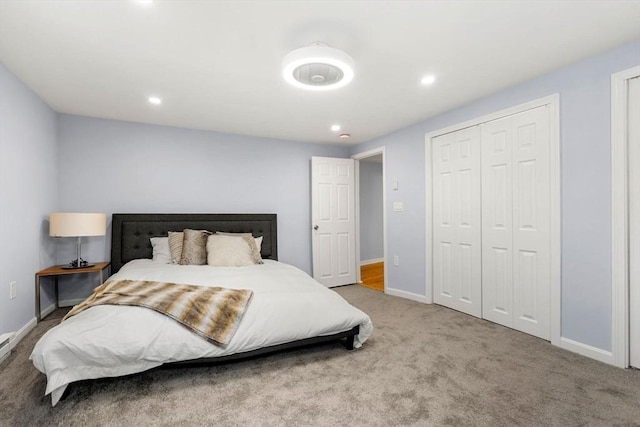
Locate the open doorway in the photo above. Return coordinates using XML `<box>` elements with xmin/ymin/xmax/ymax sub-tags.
<box><xmin>353</xmin><ymin>148</ymin><xmax>386</xmax><ymax>292</ymax></box>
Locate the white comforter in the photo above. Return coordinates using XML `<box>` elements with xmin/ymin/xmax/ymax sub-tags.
<box><xmin>30</xmin><ymin>259</ymin><xmax>373</xmax><ymax>406</ymax></box>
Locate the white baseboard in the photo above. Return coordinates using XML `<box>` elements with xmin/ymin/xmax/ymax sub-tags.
<box><xmin>385</xmin><ymin>287</ymin><xmax>430</xmax><ymax>304</ymax></box>
<box><xmin>10</xmin><ymin>318</ymin><xmax>36</xmax><ymax>350</ymax></box>
<box><xmin>41</xmin><ymin>298</ymin><xmax>84</xmax><ymax>317</ymax></box>
<box><xmin>41</xmin><ymin>303</ymin><xmax>57</xmax><ymax>319</ymax></box>
<box><xmin>58</xmin><ymin>298</ymin><xmax>85</xmax><ymax>307</ymax></box>
<box><xmin>40</xmin><ymin>298</ymin><xmax>84</xmax><ymax>321</ymax></box>
<box><xmin>360</xmin><ymin>258</ymin><xmax>384</xmax><ymax>266</ymax></box>
<box><xmin>559</xmin><ymin>337</ymin><xmax>615</xmax><ymax>366</ymax></box>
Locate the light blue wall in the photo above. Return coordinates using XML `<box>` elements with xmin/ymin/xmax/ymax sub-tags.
<box><xmin>359</xmin><ymin>162</ymin><xmax>383</xmax><ymax>262</ymax></box>
<box><xmin>350</xmin><ymin>40</ymin><xmax>640</xmax><ymax>352</ymax></box>
<box><xmin>55</xmin><ymin>115</ymin><xmax>349</xmax><ymax>301</ymax></box>
<box><xmin>2</xmin><ymin>39</ymin><xmax>639</xmax><ymax>355</ymax></box>
<box><xmin>0</xmin><ymin>63</ymin><xmax>57</xmax><ymax>335</ymax></box>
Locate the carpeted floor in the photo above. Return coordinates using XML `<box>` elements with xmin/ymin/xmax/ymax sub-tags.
<box><xmin>1</xmin><ymin>285</ymin><xmax>639</xmax><ymax>426</ymax></box>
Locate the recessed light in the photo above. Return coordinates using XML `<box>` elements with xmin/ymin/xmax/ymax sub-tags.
<box><xmin>331</xmin><ymin>124</ymin><xmax>341</xmax><ymax>132</ymax></box>
<box><xmin>339</xmin><ymin>133</ymin><xmax>350</xmax><ymax>139</ymax></box>
<box><xmin>421</xmin><ymin>74</ymin><xmax>436</xmax><ymax>86</ymax></box>
<box><xmin>134</xmin><ymin>0</ymin><xmax>154</xmax><ymax>5</ymax></box>
<box><xmin>148</xmin><ymin>96</ymin><xmax>162</xmax><ymax>105</ymax></box>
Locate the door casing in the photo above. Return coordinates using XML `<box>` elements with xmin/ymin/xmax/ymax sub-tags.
<box><xmin>611</xmin><ymin>66</ymin><xmax>640</xmax><ymax>368</ymax></box>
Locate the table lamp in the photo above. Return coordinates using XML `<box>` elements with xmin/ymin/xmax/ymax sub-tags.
<box><xmin>50</xmin><ymin>212</ymin><xmax>107</xmax><ymax>269</ymax></box>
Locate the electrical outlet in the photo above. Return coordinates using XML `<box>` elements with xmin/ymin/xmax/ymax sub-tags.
<box><xmin>393</xmin><ymin>255</ymin><xmax>399</xmax><ymax>266</ymax></box>
<box><xmin>9</xmin><ymin>282</ymin><xmax>16</xmax><ymax>299</ymax></box>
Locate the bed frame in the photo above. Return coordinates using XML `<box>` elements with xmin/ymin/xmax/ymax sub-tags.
<box><xmin>110</xmin><ymin>213</ymin><xmax>359</xmax><ymax>361</ymax></box>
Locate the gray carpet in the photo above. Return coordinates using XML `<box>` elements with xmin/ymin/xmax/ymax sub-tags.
<box><xmin>1</xmin><ymin>285</ymin><xmax>639</xmax><ymax>426</ymax></box>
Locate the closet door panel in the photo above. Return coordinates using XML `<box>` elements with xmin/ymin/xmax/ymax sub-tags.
<box><xmin>433</xmin><ymin>133</ymin><xmax>456</xmax><ymax>305</ymax></box>
<box><xmin>481</xmin><ymin>117</ymin><xmax>514</xmax><ymax>327</ymax></box>
<box><xmin>512</xmin><ymin>107</ymin><xmax>550</xmax><ymax>339</ymax></box>
<box><xmin>432</xmin><ymin>127</ymin><xmax>482</xmax><ymax>317</ymax></box>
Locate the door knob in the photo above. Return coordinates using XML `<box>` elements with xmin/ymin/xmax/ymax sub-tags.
<box><xmin>313</xmin><ymin>225</ymin><xmax>319</xmax><ymax>230</ymax></box>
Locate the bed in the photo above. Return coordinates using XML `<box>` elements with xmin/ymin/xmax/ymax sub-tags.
<box><xmin>31</xmin><ymin>213</ymin><xmax>373</xmax><ymax>406</ymax></box>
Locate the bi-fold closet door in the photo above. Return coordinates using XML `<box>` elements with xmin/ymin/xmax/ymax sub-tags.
<box><xmin>432</xmin><ymin>106</ymin><xmax>550</xmax><ymax>340</ymax></box>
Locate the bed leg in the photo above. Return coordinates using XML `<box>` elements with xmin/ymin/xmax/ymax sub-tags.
<box><xmin>345</xmin><ymin>334</ymin><xmax>355</xmax><ymax>350</ymax></box>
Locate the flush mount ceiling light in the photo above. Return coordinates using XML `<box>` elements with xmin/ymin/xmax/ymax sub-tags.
<box><xmin>283</xmin><ymin>43</ymin><xmax>354</xmax><ymax>91</ymax></box>
<box><xmin>148</xmin><ymin>96</ymin><xmax>162</xmax><ymax>105</ymax></box>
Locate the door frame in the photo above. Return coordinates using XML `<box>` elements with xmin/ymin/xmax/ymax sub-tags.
<box><xmin>611</xmin><ymin>65</ymin><xmax>640</xmax><ymax>368</ymax></box>
<box><xmin>425</xmin><ymin>94</ymin><xmax>561</xmax><ymax>346</ymax></box>
<box><xmin>352</xmin><ymin>146</ymin><xmax>387</xmax><ymax>292</ymax></box>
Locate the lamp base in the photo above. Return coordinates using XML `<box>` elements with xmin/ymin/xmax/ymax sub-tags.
<box><xmin>61</xmin><ymin>258</ymin><xmax>94</xmax><ymax>269</ymax></box>
<box><xmin>61</xmin><ymin>264</ymin><xmax>95</xmax><ymax>270</ymax></box>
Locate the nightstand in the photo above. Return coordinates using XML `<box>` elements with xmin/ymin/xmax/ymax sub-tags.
<box><xmin>35</xmin><ymin>262</ymin><xmax>110</xmax><ymax>322</ymax></box>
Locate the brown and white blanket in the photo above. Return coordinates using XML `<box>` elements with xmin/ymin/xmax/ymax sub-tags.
<box><xmin>63</xmin><ymin>280</ymin><xmax>253</xmax><ymax>345</ymax></box>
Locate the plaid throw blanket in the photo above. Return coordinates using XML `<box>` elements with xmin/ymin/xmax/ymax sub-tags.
<box><xmin>63</xmin><ymin>280</ymin><xmax>253</xmax><ymax>345</ymax></box>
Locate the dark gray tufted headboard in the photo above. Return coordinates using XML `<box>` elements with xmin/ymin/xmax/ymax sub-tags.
<box><xmin>111</xmin><ymin>213</ymin><xmax>277</xmax><ymax>274</ymax></box>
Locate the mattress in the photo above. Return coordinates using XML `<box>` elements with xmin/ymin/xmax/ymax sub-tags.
<box><xmin>30</xmin><ymin>259</ymin><xmax>373</xmax><ymax>405</ymax></box>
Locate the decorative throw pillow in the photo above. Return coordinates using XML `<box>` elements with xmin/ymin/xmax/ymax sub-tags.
<box><xmin>207</xmin><ymin>234</ymin><xmax>263</xmax><ymax>267</ymax></box>
<box><xmin>150</xmin><ymin>237</ymin><xmax>172</xmax><ymax>264</ymax></box>
<box><xmin>179</xmin><ymin>229</ymin><xmax>211</xmax><ymax>265</ymax></box>
<box><xmin>168</xmin><ymin>231</ymin><xmax>183</xmax><ymax>264</ymax></box>
<box><xmin>215</xmin><ymin>232</ymin><xmax>263</xmax><ymax>262</ymax></box>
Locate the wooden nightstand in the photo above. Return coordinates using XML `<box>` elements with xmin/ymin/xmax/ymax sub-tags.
<box><xmin>35</xmin><ymin>262</ymin><xmax>110</xmax><ymax>322</ymax></box>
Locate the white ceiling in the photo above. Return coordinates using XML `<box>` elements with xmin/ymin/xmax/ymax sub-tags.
<box><xmin>1</xmin><ymin>1</ymin><xmax>639</xmax><ymax>145</ymax></box>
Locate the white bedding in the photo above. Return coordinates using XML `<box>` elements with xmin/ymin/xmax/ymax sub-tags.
<box><xmin>30</xmin><ymin>259</ymin><xmax>373</xmax><ymax>406</ymax></box>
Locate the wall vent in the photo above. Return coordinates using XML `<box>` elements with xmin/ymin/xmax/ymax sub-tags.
<box><xmin>0</xmin><ymin>333</ymin><xmax>12</xmax><ymax>364</ymax></box>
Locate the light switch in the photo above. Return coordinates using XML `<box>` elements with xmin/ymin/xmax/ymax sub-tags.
<box><xmin>393</xmin><ymin>202</ymin><xmax>404</xmax><ymax>212</ymax></box>
<box><xmin>393</xmin><ymin>179</ymin><xmax>399</xmax><ymax>190</ymax></box>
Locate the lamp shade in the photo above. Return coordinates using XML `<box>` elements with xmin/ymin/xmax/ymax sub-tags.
<box><xmin>49</xmin><ymin>213</ymin><xmax>107</xmax><ymax>237</ymax></box>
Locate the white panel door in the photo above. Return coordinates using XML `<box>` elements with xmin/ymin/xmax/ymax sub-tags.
<box><xmin>432</xmin><ymin>127</ymin><xmax>482</xmax><ymax>317</ymax></box>
<box><xmin>511</xmin><ymin>107</ymin><xmax>550</xmax><ymax>339</ymax></box>
<box><xmin>481</xmin><ymin>117</ymin><xmax>514</xmax><ymax>326</ymax></box>
<box><xmin>481</xmin><ymin>106</ymin><xmax>551</xmax><ymax>340</ymax></box>
<box><xmin>311</xmin><ymin>157</ymin><xmax>356</xmax><ymax>287</ymax></box>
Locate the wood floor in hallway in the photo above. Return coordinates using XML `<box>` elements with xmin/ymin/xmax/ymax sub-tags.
<box><xmin>360</xmin><ymin>261</ymin><xmax>384</xmax><ymax>292</ymax></box>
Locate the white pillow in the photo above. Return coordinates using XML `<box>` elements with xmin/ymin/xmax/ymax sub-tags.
<box><xmin>207</xmin><ymin>234</ymin><xmax>263</xmax><ymax>267</ymax></box>
<box><xmin>216</xmin><ymin>232</ymin><xmax>263</xmax><ymax>260</ymax></box>
<box><xmin>150</xmin><ymin>237</ymin><xmax>172</xmax><ymax>264</ymax></box>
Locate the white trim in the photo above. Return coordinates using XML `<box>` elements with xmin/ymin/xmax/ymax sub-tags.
<box><xmin>559</xmin><ymin>337</ymin><xmax>615</xmax><ymax>366</ymax></box>
<box><xmin>385</xmin><ymin>287</ymin><xmax>430</xmax><ymax>304</ymax></box>
<box><xmin>360</xmin><ymin>258</ymin><xmax>384</xmax><ymax>266</ymax></box>
<box><xmin>9</xmin><ymin>318</ymin><xmax>36</xmax><ymax>350</ymax></box>
<box><xmin>41</xmin><ymin>302</ymin><xmax>57</xmax><ymax>319</ymax></box>
<box><xmin>424</xmin><ymin>130</ymin><xmax>434</xmax><ymax>304</ymax></box>
<box><xmin>425</xmin><ymin>94</ymin><xmax>561</xmax><ymax>344</ymax></box>
<box><xmin>611</xmin><ymin>65</ymin><xmax>640</xmax><ymax>368</ymax></box>
<box><xmin>352</xmin><ymin>146</ymin><xmax>387</xmax><ymax>293</ymax></box>
<box><xmin>58</xmin><ymin>297</ymin><xmax>85</xmax><ymax>307</ymax></box>
<box><xmin>548</xmin><ymin>95</ymin><xmax>561</xmax><ymax>347</ymax></box>
<box><xmin>353</xmin><ymin>159</ymin><xmax>362</xmax><ymax>284</ymax></box>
